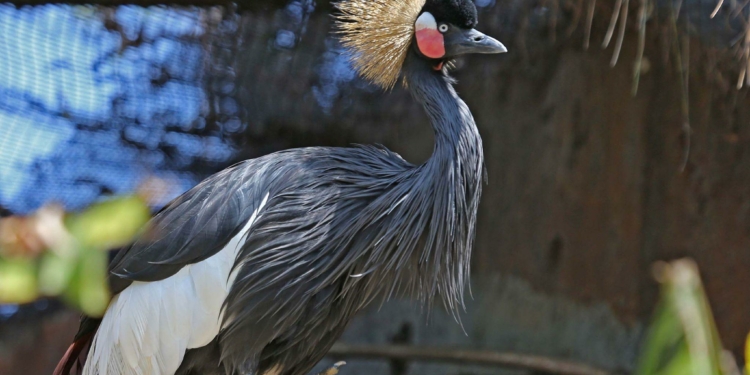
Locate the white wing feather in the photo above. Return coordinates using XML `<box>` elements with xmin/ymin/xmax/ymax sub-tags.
<box><xmin>83</xmin><ymin>193</ymin><xmax>269</xmax><ymax>375</ymax></box>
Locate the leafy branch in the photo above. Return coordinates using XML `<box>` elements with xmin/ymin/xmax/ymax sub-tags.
<box><xmin>0</xmin><ymin>185</ymin><xmax>156</xmax><ymax>316</ymax></box>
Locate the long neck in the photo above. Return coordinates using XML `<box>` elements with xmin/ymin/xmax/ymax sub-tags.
<box><xmin>398</xmin><ymin>52</ymin><xmax>485</xmax><ymax>314</ymax></box>
<box><xmin>403</xmin><ymin>52</ymin><xmax>484</xmax><ymax>184</ymax></box>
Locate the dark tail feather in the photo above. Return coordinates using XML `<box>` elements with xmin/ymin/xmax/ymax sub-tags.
<box><xmin>53</xmin><ymin>331</ymin><xmax>94</xmax><ymax>375</ymax></box>
<box><xmin>53</xmin><ymin>325</ymin><xmax>97</xmax><ymax>375</ymax></box>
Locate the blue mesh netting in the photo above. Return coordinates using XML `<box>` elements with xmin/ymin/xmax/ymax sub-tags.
<box><xmin>0</xmin><ymin>5</ymin><xmax>239</xmax><ymax>214</ymax></box>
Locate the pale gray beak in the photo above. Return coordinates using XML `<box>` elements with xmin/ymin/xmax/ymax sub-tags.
<box><xmin>444</xmin><ymin>28</ymin><xmax>507</xmax><ymax>56</ymax></box>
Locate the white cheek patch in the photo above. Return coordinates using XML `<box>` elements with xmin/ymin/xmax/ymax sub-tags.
<box><xmin>415</xmin><ymin>12</ymin><xmax>437</xmax><ymax>32</ymax></box>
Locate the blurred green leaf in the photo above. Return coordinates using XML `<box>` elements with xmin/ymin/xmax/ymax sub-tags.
<box><xmin>0</xmin><ymin>194</ymin><xmax>151</xmax><ymax>316</ymax></box>
<box><xmin>38</xmin><ymin>252</ymin><xmax>76</xmax><ymax>296</ymax></box>
<box><xmin>635</xmin><ymin>259</ymin><xmax>728</xmax><ymax>375</ymax></box>
<box><xmin>0</xmin><ymin>258</ymin><xmax>38</xmax><ymax>303</ymax></box>
<box><xmin>61</xmin><ymin>248</ymin><xmax>110</xmax><ymax>317</ymax></box>
<box><xmin>65</xmin><ymin>195</ymin><xmax>151</xmax><ymax>250</ymax></box>
<box><xmin>76</xmin><ymin>247</ymin><xmax>109</xmax><ymax>316</ymax></box>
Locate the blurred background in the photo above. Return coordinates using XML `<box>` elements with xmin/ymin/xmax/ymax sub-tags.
<box><xmin>0</xmin><ymin>0</ymin><xmax>749</xmax><ymax>374</ymax></box>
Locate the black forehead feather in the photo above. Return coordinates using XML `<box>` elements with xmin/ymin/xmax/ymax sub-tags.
<box><xmin>423</xmin><ymin>0</ymin><xmax>478</xmax><ymax>28</ymax></box>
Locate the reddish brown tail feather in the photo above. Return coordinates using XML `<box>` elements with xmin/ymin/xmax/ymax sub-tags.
<box><xmin>52</xmin><ymin>331</ymin><xmax>95</xmax><ymax>375</ymax></box>
<box><xmin>55</xmin><ymin>249</ymin><xmax>125</xmax><ymax>374</ymax></box>
<box><xmin>55</xmin><ymin>249</ymin><xmax>123</xmax><ymax>375</ymax></box>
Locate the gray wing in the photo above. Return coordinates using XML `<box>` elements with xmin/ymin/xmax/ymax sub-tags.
<box><xmin>109</xmin><ymin>159</ymin><xmax>271</xmax><ymax>283</ymax></box>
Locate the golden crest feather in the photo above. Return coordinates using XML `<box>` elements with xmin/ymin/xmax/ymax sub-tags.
<box><xmin>334</xmin><ymin>0</ymin><xmax>427</xmax><ymax>90</ymax></box>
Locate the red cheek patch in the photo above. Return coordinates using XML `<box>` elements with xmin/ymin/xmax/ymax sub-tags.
<box><xmin>415</xmin><ymin>12</ymin><xmax>445</xmax><ymax>59</ymax></box>
<box><xmin>416</xmin><ymin>29</ymin><xmax>445</xmax><ymax>59</ymax></box>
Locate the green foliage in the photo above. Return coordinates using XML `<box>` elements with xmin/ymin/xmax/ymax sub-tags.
<box><xmin>635</xmin><ymin>259</ymin><xmax>733</xmax><ymax>375</ymax></box>
<box><xmin>65</xmin><ymin>196</ymin><xmax>151</xmax><ymax>249</ymax></box>
<box><xmin>0</xmin><ymin>195</ymin><xmax>150</xmax><ymax>316</ymax></box>
<box><xmin>0</xmin><ymin>258</ymin><xmax>37</xmax><ymax>304</ymax></box>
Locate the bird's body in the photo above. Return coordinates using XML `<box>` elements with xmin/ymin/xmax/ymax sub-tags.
<box><xmin>55</xmin><ymin>1</ymin><xmax>505</xmax><ymax>374</ymax></box>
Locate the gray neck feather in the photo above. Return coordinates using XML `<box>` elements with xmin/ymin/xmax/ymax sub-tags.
<box><xmin>403</xmin><ymin>53</ymin><xmax>484</xmax><ymax>174</ymax></box>
<box><xmin>379</xmin><ymin>52</ymin><xmax>485</xmax><ymax>317</ymax></box>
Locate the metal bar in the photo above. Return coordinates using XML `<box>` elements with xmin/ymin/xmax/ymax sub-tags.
<box><xmin>327</xmin><ymin>344</ymin><xmax>615</xmax><ymax>375</ymax></box>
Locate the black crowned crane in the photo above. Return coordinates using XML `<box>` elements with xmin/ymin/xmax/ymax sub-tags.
<box><xmin>55</xmin><ymin>0</ymin><xmax>506</xmax><ymax>374</ymax></box>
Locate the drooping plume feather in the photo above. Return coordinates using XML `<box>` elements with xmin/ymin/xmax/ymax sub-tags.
<box><xmin>334</xmin><ymin>0</ymin><xmax>426</xmax><ymax>89</ymax></box>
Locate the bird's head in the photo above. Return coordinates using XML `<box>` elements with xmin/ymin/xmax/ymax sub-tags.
<box><xmin>335</xmin><ymin>0</ymin><xmax>506</xmax><ymax>89</ymax></box>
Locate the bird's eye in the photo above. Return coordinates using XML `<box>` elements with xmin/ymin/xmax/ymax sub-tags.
<box><xmin>438</xmin><ymin>24</ymin><xmax>449</xmax><ymax>33</ymax></box>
